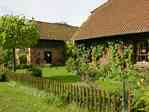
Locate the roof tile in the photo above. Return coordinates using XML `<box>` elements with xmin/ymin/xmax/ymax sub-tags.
<box><xmin>73</xmin><ymin>0</ymin><xmax>149</xmax><ymax>40</ymax></box>
<box><xmin>36</xmin><ymin>21</ymin><xmax>78</xmax><ymax>40</ymax></box>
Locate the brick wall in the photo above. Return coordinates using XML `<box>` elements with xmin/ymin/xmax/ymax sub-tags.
<box><xmin>51</xmin><ymin>48</ymin><xmax>64</xmax><ymax>64</ymax></box>
<box><xmin>28</xmin><ymin>48</ymin><xmax>64</xmax><ymax>65</ymax></box>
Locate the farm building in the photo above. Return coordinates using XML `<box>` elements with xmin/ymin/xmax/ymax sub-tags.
<box><xmin>16</xmin><ymin>21</ymin><xmax>78</xmax><ymax>65</ymax></box>
<box><xmin>73</xmin><ymin>0</ymin><xmax>149</xmax><ymax>65</ymax></box>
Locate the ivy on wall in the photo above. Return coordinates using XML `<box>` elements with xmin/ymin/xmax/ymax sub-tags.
<box><xmin>66</xmin><ymin>39</ymin><xmax>134</xmax><ymax>81</ymax></box>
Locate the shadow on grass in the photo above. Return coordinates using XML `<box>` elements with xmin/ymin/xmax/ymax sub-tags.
<box><xmin>47</xmin><ymin>75</ymin><xmax>80</xmax><ymax>83</ymax></box>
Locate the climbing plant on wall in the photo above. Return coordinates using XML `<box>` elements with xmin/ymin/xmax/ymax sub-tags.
<box><xmin>66</xmin><ymin>39</ymin><xmax>134</xmax><ymax>81</ymax></box>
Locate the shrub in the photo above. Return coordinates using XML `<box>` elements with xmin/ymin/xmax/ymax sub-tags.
<box><xmin>30</xmin><ymin>67</ymin><xmax>42</xmax><ymax>77</ymax></box>
<box><xmin>40</xmin><ymin>64</ymin><xmax>52</xmax><ymax>68</ymax></box>
<box><xmin>0</xmin><ymin>74</ymin><xmax>6</xmax><ymax>81</ymax></box>
<box><xmin>0</xmin><ymin>48</ymin><xmax>4</xmax><ymax>64</ymax></box>
<box><xmin>66</xmin><ymin>58</ymin><xmax>78</xmax><ymax>73</ymax></box>
<box><xmin>19</xmin><ymin>54</ymin><xmax>27</xmax><ymax>64</ymax></box>
<box><xmin>95</xmin><ymin>64</ymin><xmax>112</xmax><ymax>80</ymax></box>
<box><xmin>133</xmin><ymin>88</ymin><xmax>149</xmax><ymax>112</ymax></box>
<box><xmin>0</xmin><ymin>70</ymin><xmax>7</xmax><ymax>82</ymax></box>
<box><xmin>16</xmin><ymin>64</ymin><xmax>32</xmax><ymax>69</ymax></box>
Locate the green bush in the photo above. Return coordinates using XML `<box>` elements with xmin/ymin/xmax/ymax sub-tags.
<box><xmin>133</xmin><ymin>88</ymin><xmax>149</xmax><ymax>112</ymax></box>
<box><xmin>0</xmin><ymin>48</ymin><xmax>4</xmax><ymax>64</ymax></box>
<box><xmin>16</xmin><ymin>64</ymin><xmax>32</xmax><ymax>69</ymax></box>
<box><xmin>66</xmin><ymin>58</ymin><xmax>78</xmax><ymax>73</ymax></box>
<box><xmin>40</xmin><ymin>64</ymin><xmax>52</xmax><ymax>68</ymax></box>
<box><xmin>30</xmin><ymin>67</ymin><xmax>42</xmax><ymax>77</ymax></box>
<box><xmin>95</xmin><ymin>64</ymin><xmax>112</xmax><ymax>80</ymax></box>
<box><xmin>19</xmin><ymin>54</ymin><xmax>27</xmax><ymax>64</ymax></box>
<box><xmin>0</xmin><ymin>70</ymin><xmax>7</xmax><ymax>82</ymax></box>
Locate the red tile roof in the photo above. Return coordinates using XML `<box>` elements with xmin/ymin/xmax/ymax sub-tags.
<box><xmin>73</xmin><ymin>0</ymin><xmax>149</xmax><ymax>40</ymax></box>
<box><xmin>36</xmin><ymin>21</ymin><xmax>78</xmax><ymax>40</ymax></box>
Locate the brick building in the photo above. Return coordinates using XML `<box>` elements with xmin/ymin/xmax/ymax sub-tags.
<box><xmin>73</xmin><ymin>0</ymin><xmax>149</xmax><ymax>64</ymax></box>
<box><xmin>17</xmin><ymin>21</ymin><xmax>78</xmax><ymax>65</ymax></box>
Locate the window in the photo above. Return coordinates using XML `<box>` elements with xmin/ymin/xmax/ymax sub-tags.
<box><xmin>136</xmin><ymin>40</ymin><xmax>149</xmax><ymax>62</ymax></box>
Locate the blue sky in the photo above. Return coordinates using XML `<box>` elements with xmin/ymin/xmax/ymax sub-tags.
<box><xmin>0</xmin><ymin>0</ymin><xmax>107</xmax><ymax>26</ymax></box>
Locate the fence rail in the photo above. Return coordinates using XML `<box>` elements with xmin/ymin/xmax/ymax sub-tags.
<box><xmin>7</xmin><ymin>74</ymin><xmax>132</xmax><ymax>112</ymax></box>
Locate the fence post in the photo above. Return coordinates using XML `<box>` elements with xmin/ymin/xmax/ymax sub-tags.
<box><xmin>128</xmin><ymin>89</ymin><xmax>132</xmax><ymax>112</ymax></box>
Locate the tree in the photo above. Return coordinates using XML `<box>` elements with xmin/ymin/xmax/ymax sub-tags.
<box><xmin>0</xmin><ymin>48</ymin><xmax>12</xmax><ymax>68</ymax></box>
<box><xmin>3</xmin><ymin>49</ymin><xmax>13</xmax><ymax>66</ymax></box>
<box><xmin>0</xmin><ymin>15</ymin><xmax>40</xmax><ymax>71</ymax></box>
<box><xmin>0</xmin><ymin>48</ymin><xmax>4</xmax><ymax>65</ymax></box>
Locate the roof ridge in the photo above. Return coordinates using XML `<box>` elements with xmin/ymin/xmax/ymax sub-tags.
<box><xmin>36</xmin><ymin>20</ymin><xmax>78</xmax><ymax>28</ymax></box>
<box><xmin>49</xmin><ymin>22</ymin><xmax>79</xmax><ymax>28</ymax></box>
<box><xmin>91</xmin><ymin>0</ymin><xmax>112</xmax><ymax>13</ymax></box>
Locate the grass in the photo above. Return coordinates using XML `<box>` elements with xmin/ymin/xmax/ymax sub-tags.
<box><xmin>15</xmin><ymin>69</ymin><xmax>27</xmax><ymax>74</ymax></box>
<box><xmin>0</xmin><ymin>82</ymin><xmax>52</xmax><ymax>112</ymax></box>
<box><xmin>42</xmin><ymin>66</ymin><xmax>80</xmax><ymax>82</ymax></box>
<box><xmin>42</xmin><ymin>66</ymin><xmax>74</xmax><ymax>77</ymax></box>
<box><xmin>16</xmin><ymin>66</ymin><xmax>80</xmax><ymax>83</ymax></box>
<box><xmin>96</xmin><ymin>79</ymin><xmax>122</xmax><ymax>93</ymax></box>
<box><xmin>0</xmin><ymin>82</ymin><xmax>87</xmax><ymax>112</ymax></box>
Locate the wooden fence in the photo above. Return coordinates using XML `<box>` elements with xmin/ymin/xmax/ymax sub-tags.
<box><xmin>6</xmin><ymin>74</ymin><xmax>132</xmax><ymax>112</ymax></box>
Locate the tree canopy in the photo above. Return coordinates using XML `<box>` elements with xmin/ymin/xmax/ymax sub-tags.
<box><xmin>0</xmin><ymin>15</ymin><xmax>40</xmax><ymax>71</ymax></box>
<box><xmin>0</xmin><ymin>15</ymin><xmax>40</xmax><ymax>49</ymax></box>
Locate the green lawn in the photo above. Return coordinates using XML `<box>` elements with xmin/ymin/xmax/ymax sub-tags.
<box><xmin>42</xmin><ymin>66</ymin><xmax>80</xmax><ymax>82</ymax></box>
<box><xmin>0</xmin><ymin>82</ymin><xmax>87</xmax><ymax>112</ymax></box>
<box><xmin>16</xmin><ymin>66</ymin><xmax>80</xmax><ymax>83</ymax></box>
<box><xmin>42</xmin><ymin>66</ymin><xmax>74</xmax><ymax>77</ymax></box>
<box><xmin>0</xmin><ymin>82</ymin><xmax>54</xmax><ymax>112</ymax></box>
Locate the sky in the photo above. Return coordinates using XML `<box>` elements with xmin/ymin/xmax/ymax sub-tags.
<box><xmin>0</xmin><ymin>0</ymin><xmax>107</xmax><ymax>26</ymax></box>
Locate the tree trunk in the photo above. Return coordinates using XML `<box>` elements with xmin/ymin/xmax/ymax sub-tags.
<box><xmin>12</xmin><ymin>48</ymin><xmax>16</xmax><ymax>72</ymax></box>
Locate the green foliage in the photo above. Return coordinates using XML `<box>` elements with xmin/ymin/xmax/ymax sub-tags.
<box><xmin>66</xmin><ymin>57</ymin><xmax>78</xmax><ymax>73</ymax></box>
<box><xmin>46</xmin><ymin>95</ymin><xmax>65</xmax><ymax>107</ymax></box>
<box><xmin>96</xmin><ymin>79</ymin><xmax>122</xmax><ymax>93</ymax></box>
<box><xmin>3</xmin><ymin>49</ymin><xmax>13</xmax><ymax>66</ymax></box>
<box><xmin>66</xmin><ymin>39</ymin><xmax>135</xmax><ymax>81</ymax></box>
<box><xmin>0</xmin><ymin>15</ymin><xmax>40</xmax><ymax>49</ymax></box>
<box><xmin>0</xmin><ymin>15</ymin><xmax>40</xmax><ymax>71</ymax></box>
<box><xmin>133</xmin><ymin>88</ymin><xmax>149</xmax><ymax>112</ymax></box>
<box><xmin>0</xmin><ymin>82</ymin><xmax>88</xmax><ymax>112</ymax></box>
<box><xmin>66</xmin><ymin>39</ymin><xmax>148</xmax><ymax>111</ymax></box>
<box><xmin>0</xmin><ymin>70</ymin><xmax>7</xmax><ymax>82</ymax></box>
<box><xmin>0</xmin><ymin>48</ymin><xmax>4</xmax><ymax>64</ymax></box>
<box><xmin>91</xmin><ymin>44</ymin><xmax>104</xmax><ymax>62</ymax></box>
<box><xmin>65</xmin><ymin>41</ymin><xmax>76</xmax><ymax>60</ymax></box>
<box><xmin>66</xmin><ymin>42</ymin><xmax>101</xmax><ymax>80</ymax></box>
<box><xmin>63</xmin><ymin>103</ymin><xmax>88</xmax><ymax>112</ymax></box>
<box><xmin>139</xmin><ymin>89</ymin><xmax>149</xmax><ymax>112</ymax></box>
<box><xmin>16</xmin><ymin>64</ymin><xmax>32</xmax><ymax>69</ymax></box>
<box><xmin>29</xmin><ymin>67</ymin><xmax>42</xmax><ymax>77</ymax></box>
<box><xmin>15</xmin><ymin>66</ymin><xmax>79</xmax><ymax>83</ymax></box>
<box><xmin>0</xmin><ymin>48</ymin><xmax>12</xmax><ymax>67</ymax></box>
<box><xmin>95</xmin><ymin>64</ymin><xmax>112</xmax><ymax>79</ymax></box>
<box><xmin>19</xmin><ymin>54</ymin><xmax>27</xmax><ymax>64</ymax></box>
